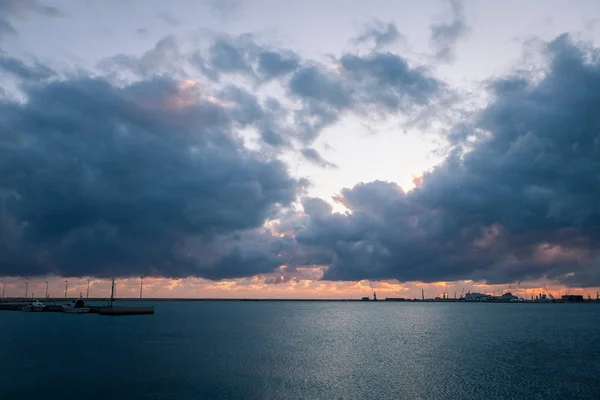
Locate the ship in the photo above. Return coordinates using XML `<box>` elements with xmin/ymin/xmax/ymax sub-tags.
<box><xmin>489</xmin><ymin>292</ymin><xmax>519</xmax><ymax>302</ymax></box>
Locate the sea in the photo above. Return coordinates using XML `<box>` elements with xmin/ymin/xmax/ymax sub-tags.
<box><xmin>1</xmin><ymin>301</ymin><xmax>600</xmax><ymax>400</ymax></box>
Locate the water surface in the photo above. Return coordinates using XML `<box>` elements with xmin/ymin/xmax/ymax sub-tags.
<box><xmin>2</xmin><ymin>302</ymin><xmax>599</xmax><ymax>399</ymax></box>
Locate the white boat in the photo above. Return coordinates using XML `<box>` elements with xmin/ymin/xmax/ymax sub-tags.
<box><xmin>22</xmin><ymin>299</ymin><xmax>45</xmax><ymax>312</ymax></box>
<box><xmin>62</xmin><ymin>298</ymin><xmax>91</xmax><ymax>314</ymax></box>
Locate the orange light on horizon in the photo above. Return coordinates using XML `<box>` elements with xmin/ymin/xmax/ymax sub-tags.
<box><xmin>2</xmin><ymin>275</ymin><xmax>599</xmax><ymax>300</ymax></box>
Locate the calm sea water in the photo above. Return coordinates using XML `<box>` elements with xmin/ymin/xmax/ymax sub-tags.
<box><xmin>1</xmin><ymin>301</ymin><xmax>600</xmax><ymax>400</ymax></box>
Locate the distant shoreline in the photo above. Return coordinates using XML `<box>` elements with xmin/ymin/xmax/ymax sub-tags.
<box><xmin>1</xmin><ymin>297</ymin><xmax>373</xmax><ymax>302</ymax></box>
<box><xmin>1</xmin><ymin>297</ymin><xmax>598</xmax><ymax>303</ymax></box>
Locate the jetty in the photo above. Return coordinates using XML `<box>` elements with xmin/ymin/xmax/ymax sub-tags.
<box><xmin>92</xmin><ymin>305</ymin><xmax>154</xmax><ymax>315</ymax></box>
<box><xmin>0</xmin><ymin>279</ymin><xmax>154</xmax><ymax>315</ymax></box>
<box><xmin>0</xmin><ymin>301</ymin><xmax>154</xmax><ymax>315</ymax></box>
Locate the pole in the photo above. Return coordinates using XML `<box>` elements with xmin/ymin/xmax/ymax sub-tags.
<box><xmin>110</xmin><ymin>278</ymin><xmax>115</xmax><ymax>307</ymax></box>
<box><xmin>45</xmin><ymin>281</ymin><xmax>48</xmax><ymax>299</ymax></box>
<box><xmin>25</xmin><ymin>282</ymin><xmax>28</xmax><ymax>298</ymax></box>
<box><xmin>86</xmin><ymin>279</ymin><xmax>90</xmax><ymax>299</ymax></box>
<box><xmin>2</xmin><ymin>282</ymin><xmax>5</xmax><ymax>298</ymax></box>
<box><xmin>64</xmin><ymin>280</ymin><xmax>68</xmax><ymax>299</ymax></box>
<box><xmin>140</xmin><ymin>276</ymin><xmax>144</xmax><ymax>299</ymax></box>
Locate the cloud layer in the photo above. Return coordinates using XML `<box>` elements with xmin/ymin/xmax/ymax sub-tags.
<box><xmin>0</xmin><ymin>76</ymin><xmax>305</xmax><ymax>279</ymax></box>
<box><xmin>2</xmin><ymin>15</ymin><xmax>600</xmax><ymax>290</ymax></box>
<box><xmin>290</xmin><ymin>34</ymin><xmax>600</xmax><ymax>286</ymax></box>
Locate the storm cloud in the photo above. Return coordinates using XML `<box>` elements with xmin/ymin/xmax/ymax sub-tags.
<box><xmin>291</xmin><ymin>34</ymin><xmax>600</xmax><ymax>286</ymax></box>
<box><xmin>100</xmin><ymin>31</ymin><xmax>442</xmax><ymax>149</ymax></box>
<box><xmin>288</xmin><ymin>52</ymin><xmax>443</xmax><ymax>143</ymax></box>
<box><xmin>4</xmin><ymin>21</ymin><xmax>599</xmax><ymax>289</ymax></box>
<box><xmin>0</xmin><ymin>75</ymin><xmax>305</xmax><ymax>279</ymax></box>
<box><xmin>0</xmin><ymin>53</ymin><xmax>55</xmax><ymax>81</ymax></box>
<box><xmin>300</xmin><ymin>148</ymin><xmax>337</xmax><ymax>169</ymax></box>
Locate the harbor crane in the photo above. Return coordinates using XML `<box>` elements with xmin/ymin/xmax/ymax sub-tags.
<box><xmin>369</xmin><ymin>282</ymin><xmax>377</xmax><ymax>301</ymax></box>
<box><xmin>542</xmin><ymin>284</ymin><xmax>555</xmax><ymax>301</ymax></box>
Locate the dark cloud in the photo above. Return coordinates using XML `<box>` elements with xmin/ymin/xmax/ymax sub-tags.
<box><xmin>188</xmin><ymin>34</ymin><xmax>300</xmax><ymax>83</ymax></box>
<box><xmin>290</xmin><ymin>66</ymin><xmax>350</xmax><ymax>109</ymax></box>
<box><xmin>220</xmin><ymin>86</ymin><xmax>295</xmax><ymax>150</ymax></box>
<box><xmin>288</xmin><ymin>53</ymin><xmax>443</xmax><ymax>143</ymax></box>
<box><xmin>353</xmin><ymin>20</ymin><xmax>405</xmax><ymax>48</ymax></box>
<box><xmin>339</xmin><ymin>52</ymin><xmax>442</xmax><ymax>112</ymax></box>
<box><xmin>260</xmin><ymin>128</ymin><xmax>288</xmax><ymax>147</ymax></box>
<box><xmin>289</xmin><ymin>34</ymin><xmax>600</xmax><ymax>286</ymax></box>
<box><xmin>209</xmin><ymin>36</ymin><xmax>249</xmax><ymax>73</ymax></box>
<box><xmin>102</xmin><ymin>32</ymin><xmax>440</xmax><ymax>148</ymax></box>
<box><xmin>288</xmin><ymin>65</ymin><xmax>351</xmax><ymax>143</ymax></box>
<box><xmin>0</xmin><ymin>53</ymin><xmax>55</xmax><ymax>81</ymax></box>
<box><xmin>300</xmin><ymin>148</ymin><xmax>337</xmax><ymax>169</ymax></box>
<box><xmin>207</xmin><ymin>34</ymin><xmax>260</xmax><ymax>77</ymax></box>
<box><xmin>257</xmin><ymin>98</ymin><xmax>292</xmax><ymax>147</ymax></box>
<box><xmin>430</xmin><ymin>0</ymin><xmax>469</xmax><ymax>62</ymax></box>
<box><xmin>99</xmin><ymin>34</ymin><xmax>298</xmax><ymax>149</ymax></box>
<box><xmin>187</xmin><ymin>51</ymin><xmax>220</xmax><ymax>82</ymax></box>
<box><xmin>0</xmin><ymin>75</ymin><xmax>306</xmax><ymax>279</ymax></box>
<box><xmin>10</xmin><ymin>27</ymin><xmax>598</xmax><ymax>288</ymax></box>
<box><xmin>180</xmin><ymin>230</ymin><xmax>295</xmax><ymax>280</ymax></box>
<box><xmin>257</xmin><ymin>50</ymin><xmax>300</xmax><ymax>80</ymax></box>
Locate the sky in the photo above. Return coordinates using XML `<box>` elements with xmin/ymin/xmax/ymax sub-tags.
<box><xmin>2</xmin><ymin>0</ymin><xmax>600</xmax><ymax>299</ymax></box>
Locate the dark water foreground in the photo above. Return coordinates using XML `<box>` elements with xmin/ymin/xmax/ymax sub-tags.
<box><xmin>1</xmin><ymin>302</ymin><xmax>599</xmax><ymax>400</ymax></box>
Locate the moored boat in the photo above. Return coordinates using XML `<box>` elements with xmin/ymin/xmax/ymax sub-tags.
<box><xmin>62</xmin><ymin>298</ymin><xmax>91</xmax><ymax>314</ymax></box>
<box><xmin>21</xmin><ymin>299</ymin><xmax>45</xmax><ymax>312</ymax></box>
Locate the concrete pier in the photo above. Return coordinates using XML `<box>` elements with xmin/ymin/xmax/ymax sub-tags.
<box><xmin>0</xmin><ymin>303</ymin><xmax>23</xmax><ymax>311</ymax></box>
<box><xmin>0</xmin><ymin>301</ymin><xmax>154</xmax><ymax>315</ymax></box>
<box><xmin>93</xmin><ymin>306</ymin><xmax>154</xmax><ymax>315</ymax></box>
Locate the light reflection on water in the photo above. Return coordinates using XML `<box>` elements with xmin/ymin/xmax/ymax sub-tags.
<box><xmin>1</xmin><ymin>302</ymin><xmax>600</xmax><ymax>399</ymax></box>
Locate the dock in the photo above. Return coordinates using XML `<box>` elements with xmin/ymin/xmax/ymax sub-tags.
<box><xmin>0</xmin><ymin>301</ymin><xmax>154</xmax><ymax>315</ymax></box>
<box><xmin>91</xmin><ymin>306</ymin><xmax>154</xmax><ymax>315</ymax></box>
